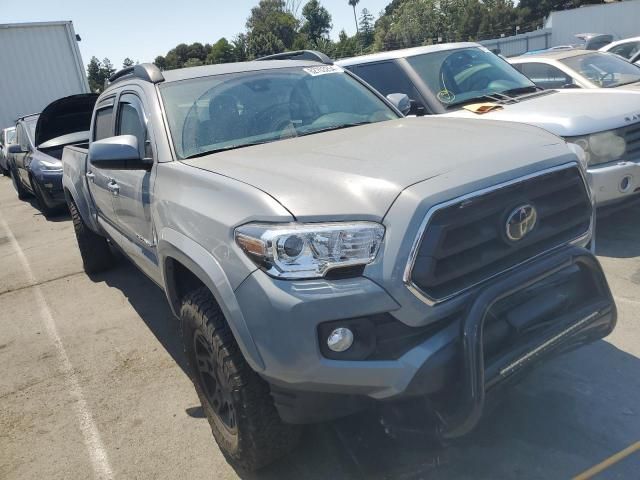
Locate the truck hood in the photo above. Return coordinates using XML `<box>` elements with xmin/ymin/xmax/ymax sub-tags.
<box><xmin>446</xmin><ymin>89</ymin><xmax>640</xmax><ymax>136</ymax></box>
<box><xmin>182</xmin><ymin>118</ymin><xmax>572</xmax><ymax>221</ymax></box>
<box><xmin>35</xmin><ymin>93</ymin><xmax>98</xmax><ymax>147</ymax></box>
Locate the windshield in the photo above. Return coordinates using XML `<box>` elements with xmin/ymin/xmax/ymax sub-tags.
<box><xmin>561</xmin><ymin>52</ymin><xmax>640</xmax><ymax>87</ymax></box>
<box><xmin>6</xmin><ymin>128</ymin><xmax>16</xmax><ymax>144</ymax></box>
<box><xmin>160</xmin><ymin>66</ymin><xmax>398</xmax><ymax>159</ymax></box>
<box><xmin>406</xmin><ymin>47</ymin><xmax>536</xmax><ymax>108</ymax></box>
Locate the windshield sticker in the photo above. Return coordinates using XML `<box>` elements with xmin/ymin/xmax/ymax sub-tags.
<box><xmin>437</xmin><ymin>89</ymin><xmax>456</xmax><ymax>104</ymax></box>
<box><xmin>303</xmin><ymin>65</ymin><xmax>344</xmax><ymax>76</ymax></box>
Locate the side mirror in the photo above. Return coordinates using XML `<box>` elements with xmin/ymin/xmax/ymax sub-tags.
<box><xmin>89</xmin><ymin>135</ymin><xmax>150</xmax><ymax>170</ymax></box>
<box><xmin>7</xmin><ymin>144</ymin><xmax>25</xmax><ymax>154</ymax></box>
<box><xmin>386</xmin><ymin>93</ymin><xmax>412</xmax><ymax>116</ymax></box>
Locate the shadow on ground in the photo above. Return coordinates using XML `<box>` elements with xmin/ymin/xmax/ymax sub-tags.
<box><xmin>90</xmin><ymin>259</ymin><xmax>640</xmax><ymax>480</ymax></box>
<box><xmin>596</xmin><ymin>200</ymin><xmax>640</xmax><ymax>259</ymax></box>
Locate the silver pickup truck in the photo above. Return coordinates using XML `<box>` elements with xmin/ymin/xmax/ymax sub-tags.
<box><xmin>62</xmin><ymin>61</ymin><xmax>616</xmax><ymax>470</ymax></box>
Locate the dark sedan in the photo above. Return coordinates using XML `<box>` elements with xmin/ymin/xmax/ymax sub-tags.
<box><xmin>9</xmin><ymin>94</ymin><xmax>97</xmax><ymax>216</ymax></box>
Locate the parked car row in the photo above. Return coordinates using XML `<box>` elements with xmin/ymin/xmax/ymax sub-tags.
<box><xmin>2</xmin><ymin>40</ymin><xmax>638</xmax><ymax>470</ymax></box>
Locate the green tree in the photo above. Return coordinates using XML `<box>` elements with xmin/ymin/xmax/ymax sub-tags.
<box><xmin>207</xmin><ymin>38</ymin><xmax>234</xmax><ymax>64</ymax></box>
<box><xmin>301</xmin><ymin>0</ymin><xmax>333</xmax><ymax>44</ymax></box>
<box><xmin>173</xmin><ymin>43</ymin><xmax>190</xmax><ymax>65</ymax></box>
<box><xmin>348</xmin><ymin>0</ymin><xmax>360</xmax><ymax>34</ymax></box>
<box><xmin>335</xmin><ymin>29</ymin><xmax>358</xmax><ymax>58</ymax></box>
<box><xmin>87</xmin><ymin>56</ymin><xmax>102</xmax><ymax>92</ymax></box>
<box><xmin>358</xmin><ymin>8</ymin><xmax>375</xmax><ymax>49</ymax></box>
<box><xmin>232</xmin><ymin>34</ymin><xmax>249</xmax><ymax>61</ymax></box>
<box><xmin>183</xmin><ymin>58</ymin><xmax>204</xmax><ymax>68</ymax></box>
<box><xmin>154</xmin><ymin>55</ymin><xmax>167</xmax><ymax>70</ymax></box>
<box><xmin>101</xmin><ymin>58</ymin><xmax>116</xmax><ymax>82</ymax></box>
<box><xmin>246</xmin><ymin>0</ymin><xmax>299</xmax><ymax>49</ymax></box>
<box><xmin>187</xmin><ymin>42</ymin><xmax>206</xmax><ymax>61</ymax></box>
<box><xmin>122</xmin><ymin>57</ymin><xmax>134</xmax><ymax>68</ymax></box>
<box><xmin>247</xmin><ymin>31</ymin><xmax>286</xmax><ymax>58</ymax></box>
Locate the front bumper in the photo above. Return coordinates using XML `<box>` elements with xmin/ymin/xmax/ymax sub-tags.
<box><xmin>235</xmin><ymin>246</ymin><xmax>616</xmax><ymax>429</ymax></box>
<box><xmin>32</xmin><ymin>170</ymin><xmax>65</xmax><ymax>208</ymax></box>
<box><xmin>589</xmin><ymin>159</ymin><xmax>640</xmax><ymax>206</ymax></box>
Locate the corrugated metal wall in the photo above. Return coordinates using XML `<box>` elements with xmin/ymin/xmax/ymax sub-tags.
<box><xmin>0</xmin><ymin>21</ymin><xmax>89</xmax><ymax>129</ymax></box>
<box><xmin>480</xmin><ymin>29</ymin><xmax>552</xmax><ymax>57</ymax></box>
<box><xmin>548</xmin><ymin>0</ymin><xmax>640</xmax><ymax>47</ymax></box>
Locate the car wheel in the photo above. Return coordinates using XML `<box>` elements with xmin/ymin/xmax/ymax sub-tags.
<box><xmin>181</xmin><ymin>286</ymin><xmax>301</xmax><ymax>471</ymax></box>
<box><xmin>10</xmin><ymin>166</ymin><xmax>30</xmax><ymax>200</ymax></box>
<box><xmin>68</xmin><ymin>199</ymin><xmax>113</xmax><ymax>273</ymax></box>
<box><xmin>32</xmin><ymin>178</ymin><xmax>62</xmax><ymax>218</ymax></box>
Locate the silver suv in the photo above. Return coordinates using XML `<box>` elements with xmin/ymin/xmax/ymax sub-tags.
<box><xmin>337</xmin><ymin>43</ymin><xmax>640</xmax><ymax>206</ymax></box>
<box><xmin>62</xmin><ymin>60</ymin><xmax>616</xmax><ymax>470</ymax></box>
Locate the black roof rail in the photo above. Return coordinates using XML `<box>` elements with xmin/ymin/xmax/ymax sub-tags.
<box><xmin>107</xmin><ymin>63</ymin><xmax>165</xmax><ymax>86</ymax></box>
<box><xmin>256</xmin><ymin>50</ymin><xmax>333</xmax><ymax>65</ymax></box>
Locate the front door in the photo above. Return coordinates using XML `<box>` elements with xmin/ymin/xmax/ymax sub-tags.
<box><xmin>110</xmin><ymin>90</ymin><xmax>158</xmax><ymax>272</ymax></box>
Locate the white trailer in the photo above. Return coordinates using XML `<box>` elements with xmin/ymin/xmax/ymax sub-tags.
<box><xmin>0</xmin><ymin>21</ymin><xmax>89</xmax><ymax>129</ymax></box>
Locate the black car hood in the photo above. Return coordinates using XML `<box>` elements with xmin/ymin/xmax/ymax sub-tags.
<box><xmin>35</xmin><ymin>93</ymin><xmax>98</xmax><ymax>147</ymax></box>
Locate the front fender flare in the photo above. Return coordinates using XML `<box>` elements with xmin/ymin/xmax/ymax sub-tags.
<box><xmin>158</xmin><ymin>228</ymin><xmax>265</xmax><ymax>372</ymax></box>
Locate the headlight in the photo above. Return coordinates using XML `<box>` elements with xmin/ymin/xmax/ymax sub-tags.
<box><xmin>235</xmin><ymin>222</ymin><xmax>385</xmax><ymax>279</ymax></box>
<box><xmin>566</xmin><ymin>131</ymin><xmax>626</xmax><ymax>167</ymax></box>
<box><xmin>39</xmin><ymin>159</ymin><xmax>63</xmax><ymax>171</ymax></box>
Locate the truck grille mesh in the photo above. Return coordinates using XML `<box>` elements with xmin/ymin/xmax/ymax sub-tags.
<box><xmin>619</xmin><ymin>121</ymin><xmax>640</xmax><ymax>161</ymax></box>
<box><xmin>409</xmin><ymin>165</ymin><xmax>591</xmax><ymax>301</ymax></box>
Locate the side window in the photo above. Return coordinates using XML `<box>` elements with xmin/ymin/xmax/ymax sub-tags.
<box><xmin>610</xmin><ymin>42</ymin><xmax>640</xmax><ymax>60</ymax></box>
<box><xmin>93</xmin><ymin>107</ymin><xmax>114</xmax><ymax>141</ymax></box>
<box><xmin>518</xmin><ymin>63</ymin><xmax>575</xmax><ymax>89</ymax></box>
<box><xmin>117</xmin><ymin>95</ymin><xmax>151</xmax><ymax>159</ymax></box>
<box><xmin>348</xmin><ymin>62</ymin><xmax>422</xmax><ymax>102</ymax></box>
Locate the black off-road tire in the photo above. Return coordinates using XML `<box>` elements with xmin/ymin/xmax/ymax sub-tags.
<box><xmin>68</xmin><ymin>199</ymin><xmax>113</xmax><ymax>273</ymax></box>
<box><xmin>10</xmin><ymin>165</ymin><xmax>30</xmax><ymax>200</ymax></box>
<box><xmin>181</xmin><ymin>287</ymin><xmax>301</xmax><ymax>471</ymax></box>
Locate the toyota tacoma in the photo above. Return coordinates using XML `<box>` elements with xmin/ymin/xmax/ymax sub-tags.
<box><xmin>62</xmin><ymin>60</ymin><xmax>616</xmax><ymax>470</ymax></box>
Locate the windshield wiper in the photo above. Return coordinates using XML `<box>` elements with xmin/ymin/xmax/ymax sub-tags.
<box><xmin>297</xmin><ymin>121</ymin><xmax>372</xmax><ymax>137</ymax></box>
<box><xmin>183</xmin><ymin>139</ymin><xmax>277</xmax><ymax>159</ymax></box>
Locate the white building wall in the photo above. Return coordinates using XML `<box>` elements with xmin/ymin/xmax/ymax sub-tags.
<box><xmin>0</xmin><ymin>21</ymin><xmax>89</xmax><ymax>129</ymax></box>
<box><xmin>548</xmin><ymin>0</ymin><xmax>640</xmax><ymax>47</ymax></box>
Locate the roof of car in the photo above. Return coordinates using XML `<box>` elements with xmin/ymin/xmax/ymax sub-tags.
<box><xmin>600</xmin><ymin>36</ymin><xmax>640</xmax><ymax>51</ymax></box>
<box><xmin>160</xmin><ymin>59</ymin><xmax>324</xmax><ymax>83</ymax></box>
<box><xmin>336</xmin><ymin>42</ymin><xmax>481</xmax><ymax>66</ymax></box>
<box><xmin>511</xmin><ymin>49</ymin><xmax>600</xmax><ymax>62</ymax></box>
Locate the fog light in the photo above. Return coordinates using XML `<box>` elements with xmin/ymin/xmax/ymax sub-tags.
<box><xmin>620</xmin><ymin>175</ymin><xmax>632</xmax><ymax>193</ymax></box>
<box><xmin>327</xmin><ymin>327</ymin><xmax>354</xmax><ymax>352</ymax></box>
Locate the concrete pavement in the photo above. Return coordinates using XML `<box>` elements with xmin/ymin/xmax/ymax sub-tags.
<box><xmin>0</xmin><ymin>174</ymin><xmax>638</xmax><ymax>479</ymax></box>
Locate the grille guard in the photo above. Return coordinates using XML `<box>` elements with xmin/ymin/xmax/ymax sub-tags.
<box><xmin>438</xmin><ymin>246</ymin><xmax>616</xmax><ymax>439</ymax></box>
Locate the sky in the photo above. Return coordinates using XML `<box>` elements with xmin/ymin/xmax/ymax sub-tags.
<box><xmin>0</xmin><ymin>0</ymin><xmax>391</xmax><ymax>70</ymax></box>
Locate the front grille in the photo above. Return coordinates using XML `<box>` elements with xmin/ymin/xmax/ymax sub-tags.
<box><xmin>619</xmin><ymin>121</ymin><xmax>640</xmax><ymax>161</ymax></box>
<box><xmin>408</xmin><ymin>165</ymin><xmax>592</xmax><ymax>302</ymax></box>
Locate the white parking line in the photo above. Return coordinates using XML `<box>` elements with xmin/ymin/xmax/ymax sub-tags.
<box><xmin>0</xmin><ymin>213</ymin><xmax>114</xmax><ymax>480</ymax></box>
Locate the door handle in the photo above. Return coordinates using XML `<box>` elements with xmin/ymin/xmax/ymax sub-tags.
<box><xmin>107</xmin><ymin>180</ymin><xmax>120</xmax><ymax>196</ymax></box>
<box><xmin>85</xmin><ymin>171</ymin><xmax>95</xmax><ymax>182</ymax></box>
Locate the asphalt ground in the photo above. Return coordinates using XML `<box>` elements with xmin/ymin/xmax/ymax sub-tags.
<box><xmin>0</xmin><ymin>173</ymin><xmax>638</xmax><ymax>480</ymax></box>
